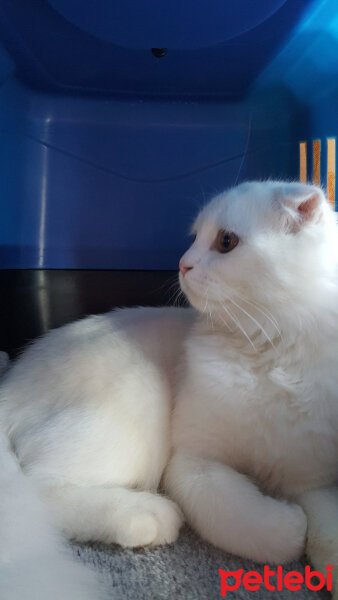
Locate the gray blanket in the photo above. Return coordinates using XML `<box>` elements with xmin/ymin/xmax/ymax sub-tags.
<box><xmin>74</xmin><ymin>526</ymin><xmax>329</xmax><ymax>599</ymax></box>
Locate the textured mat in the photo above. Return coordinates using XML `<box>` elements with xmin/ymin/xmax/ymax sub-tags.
<box><xmin>74</xmin><ymin>526</ymin><xmax>330</xmax><ymax>599</ymax></box>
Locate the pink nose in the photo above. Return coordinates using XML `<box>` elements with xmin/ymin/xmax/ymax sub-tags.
<box><xmin>179</xmin><ymin>260</ymin><xmax>193</xmax><ymax>277</ymax></box>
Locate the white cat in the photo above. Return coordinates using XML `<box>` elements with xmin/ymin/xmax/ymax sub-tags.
<box><xmin>0</xmin><ymin>181</ymin><xmax>337</xmax><ymax>599</ymax></box>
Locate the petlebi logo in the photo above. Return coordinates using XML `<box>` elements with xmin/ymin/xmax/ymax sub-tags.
<box><xmin>219</xmin><ymin>564</ymin><xmax>333</xmax><ymax>596</ymax></box>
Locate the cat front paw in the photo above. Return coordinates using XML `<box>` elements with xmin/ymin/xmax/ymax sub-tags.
<box><xmin>267</xmin><ymin>503</ymin><xmax>307</xmax><ymax>564</ymax></box>
<box><xmin>285</xmin><ymin>504</ymin><xmax>308</xmax><ymax>561</ymax></box>
<box><xmin>114</xmin><ymin>494</ymin><xmax>183</xmax><ymax>548</ymax></box>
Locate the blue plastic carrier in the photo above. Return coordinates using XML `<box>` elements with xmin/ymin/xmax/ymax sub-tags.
<box><xmin>0</xmin><ymin>0</ymin><xmax>336</xmax><ymax>270</ymax></box>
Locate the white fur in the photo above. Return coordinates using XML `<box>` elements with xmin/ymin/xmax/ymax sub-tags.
<box><xmin>0</xmin><ymin>181</ymin><xmax>338</xmax><ymax>597</ymax></box>
<box><xmin>165</xmin><ymin>181</ymin><xmax>338</xmax><ymax>588</ymax></box>
<box><xmin>299</xmin><ymin>487</ymin><xmax>338</xmax><ymax>598</ymax></box>
<box><xmin>0</xmin><ymin>307</ymin><xmax>193</xmax><ymax>598</ymax></box>
<box><xmin>0</xmin><ymin>427</ymin><xmax>106</xmax><ymax>600</ymax></box>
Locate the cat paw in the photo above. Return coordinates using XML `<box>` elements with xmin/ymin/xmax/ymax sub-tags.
<box><xmin>267</xmin><ymin>503</ymin><xmax>307</xmax><ymax>564</ymax></box>
<box><xmin>114</xmin><ymin>494</ymin><xmax>183</xmax><ymax>548</ymax></box>
<box><xmin>284</xmin><ymin>504</ymin><xmax>308</xmax><ymax>561</ymax></box>
<box><xmin>114</xmin><ymin>510</ymin><xmax>159</xmax><ymax>547</ymax></box>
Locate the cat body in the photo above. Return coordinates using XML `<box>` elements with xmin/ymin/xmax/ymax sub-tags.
<box><xmin>166</xmin><ymin>180</ymin><xmax>338</xmax><ymax>574</ymax></box>
<box><xmin>166</xmin><ymin>315</ymin><xmax>338</xmax><ymax>564</ymax></box>
<box><xmin>173</xmin><ymin>317</ymin><xmax>338</xmax><ymax>500</ymax></box>
<box><xmin>0</xmin><ymin>307</ymin><xmax>194</xmax><ymax>600</ymax></box>
<box><xmin>0</xmin><ymin>308</ymin><xmax>193</xmax><ymax>553</ymax></box>
<box><xmin>1</xmin><ymin>181</ymin><xmax>338</xmax><ymax>598</ymax></box>
<box><xmin>2</xmin><ymin>307</ymin><xmax>193</xmax><ymax>494</ymax></box>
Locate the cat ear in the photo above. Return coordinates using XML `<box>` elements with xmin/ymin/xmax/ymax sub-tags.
<box><xmin>277</xmin><ymin>184</ymin><xmax>325</xmax><ymax>233</ymax></box>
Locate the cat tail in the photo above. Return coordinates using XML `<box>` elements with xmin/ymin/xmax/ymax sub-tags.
<box><xmin>0</xmin><ymin>429</ymin><xmax>107</xmax><ymax>600</ymax></box>
<box><xmin>298</xmin><ymin>486</ymin><xmax>338</xmax><ymax>599</ymax></box>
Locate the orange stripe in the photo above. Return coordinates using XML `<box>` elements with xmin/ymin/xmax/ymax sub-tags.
<box><xmin>312</xmin><ymin>140</ymin><xmax>321</xmax><ymax>185</ymax></box>
<box><xmin>327</xmin><ymin>138</ymin><xmax>336</xmax><ymax>209</ymax></box>
<box><xmin>299</xmin><ymin>142</ymin><xmax>307</xmax><ymax>183</ymax></box>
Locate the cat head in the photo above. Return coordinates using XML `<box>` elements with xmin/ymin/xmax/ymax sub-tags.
<box><xmin>179</xmin><ymin>181</ymin><xmax>338</xmax><ymax>332</ymax></box>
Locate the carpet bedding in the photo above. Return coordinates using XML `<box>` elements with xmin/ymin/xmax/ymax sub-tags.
<box><xmin>74</xmin><ymin>526</ymin><xmax>329</xmax><ymax>599</ymax></box>
<box><xmin>0</xmin><ymin>353</ymin><xmax>330</xmax><ymax>599</ymax></box>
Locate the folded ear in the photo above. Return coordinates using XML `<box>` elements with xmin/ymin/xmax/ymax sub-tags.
<box><xmin>276</xmin><ymin>184</ymin><xmax>326</xmax><ymax>233</ymax></box>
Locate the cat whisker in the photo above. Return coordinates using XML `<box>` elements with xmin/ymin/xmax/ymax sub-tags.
<box><xmin>215</xmin><ymin>307</ymin><xmax>236</xmax><ymax>336</ymax></box>
<box><xmin>163</xmin><ymin>279</ymin><xmax>179</xmax><ymax>299</ymax></box>
<box><xmin>202</xmin><ymin>287</ymin><xmax>209</xmax><ymax>315</ymax></box>
<box><xmin>208</xmin><ymin>306</ymin><xmax>215</xmax><ymax>331</ymax></box>
<box><xmin>219</xmin><ymin>299</ymin><xmax>258</xmax><ymax>352</ymax></box>
<box><xmin>228</xmin><ymin>297</ymin><xmax>276</xmax><ymax>350</ymax></box>
<box><xmin>176</xmin><ymin>289</ymin><xmax>190</xmax><ymax>308</ymax></box>
<box><xmin>201</xmin><ymin>287</ymin><xmax>210</xmax><ymax>326</ymax></box>
<box><xmin>204</xmin><ymin>287</ymin><xmax>216</xmax><ymax>331</ymax></box>
<box><xmin>168</xmin><ymin>288</ymin><xmax>179</xmax><ymax>306</ymax></box>
<box><xmin>167</xmin><ymin>281</ymin><xmax>186</xmax><ymax>307</ymax></box>
<box><xmin>203</xmin><ymin>279</ymin><xmax>282</xmax><ymax>347</ymax></box>
<box><xmin>233</xmin><ymin>293</ymin><xmax>282</xmax><ymax>341</ymax></box>
<box><xmin>150</xmin><ymin>274</ymin><xmax>180</xmax><ymax>298</ymax></box>
<box><xmin>203</xmin><ymin>280</ymin><xmax>237</xmax><ymax>334</ymax></box>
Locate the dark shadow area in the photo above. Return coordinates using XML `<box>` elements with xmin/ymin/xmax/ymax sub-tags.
<box><xmin>0</xmin><ymin>269</ymin><xmax>182</xmax><ymax>357</ymax></box>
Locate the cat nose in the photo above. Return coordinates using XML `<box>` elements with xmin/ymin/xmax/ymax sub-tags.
<box><xmin>179</xmin><ymin>260</ymin><xmax>193</xmax><ymax>277</ymax></box>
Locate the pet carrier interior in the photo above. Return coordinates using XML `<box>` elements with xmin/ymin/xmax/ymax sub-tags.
<box><xmin>0</xmin><ymin>0</ymin><xmax>336</xmax><ymax>353</ymax></box>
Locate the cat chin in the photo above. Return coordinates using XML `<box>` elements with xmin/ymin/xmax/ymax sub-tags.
<box><xmin>179</xmin><ymin>276</ymin><xmax>221</xmax><ymax>315</ymax></box>
<box><xmin>178</xmin><ymin>278</ymin><xmax>199</xmax><ymax>311</ymax></box>
<box><xmin>179</xmin><ymin>278</ymin><xmax>220</xmax><ymax>317</ymax></box>
<box><xmin>180</xmin><ymin>289</ymin><xmax>210</xmax><ymax>316</ymax></box>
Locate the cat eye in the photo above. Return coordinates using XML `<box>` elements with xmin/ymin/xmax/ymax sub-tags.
<box><xmin>215</xmin><ymin>230</ymin><xmax>239</xmax><ymax>254</ymax></box>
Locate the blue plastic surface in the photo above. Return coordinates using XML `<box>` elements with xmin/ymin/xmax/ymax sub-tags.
<box><xmin>0</xmin><ymin>80</ymin><xmax>250</xmax><ymax>269</ymax></box>
<box><xmin>48</xmin><ymin>0</ymin><xmax>287</xmax><ymax>50</ymax></box>
<box><xmin>0</xmin><ymin>0</ymin><xmax>315</xmax><ymax>97</ymax></box>
<box><xmin>256</xmin><ymin>0</ymin><xmax>338</xmax><ymax>190</ymax></box>
<box><xmin>0</xmin><ymin>78</ymin><xmax>303</xmax><ymax>269</ymax></box>
<box><xmin>0</xmin><ymin>0</ymin><xmax>336</xmax><ymax>269</ymax></box>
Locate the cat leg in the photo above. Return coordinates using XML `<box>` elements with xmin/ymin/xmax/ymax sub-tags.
<box><xmin>39</xmin><ymin>483</ymin><xmax>183</xmax><ymax>548</ymax></box>
<box><xmin>165</xmin><ymin>451</ymin><xmax>307</xmax><ymax>564</ymax></box>
<box><xmin>297</xmin><ymin>486</ymin><xmax>338</xmax><ymax>598</ymax></box>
